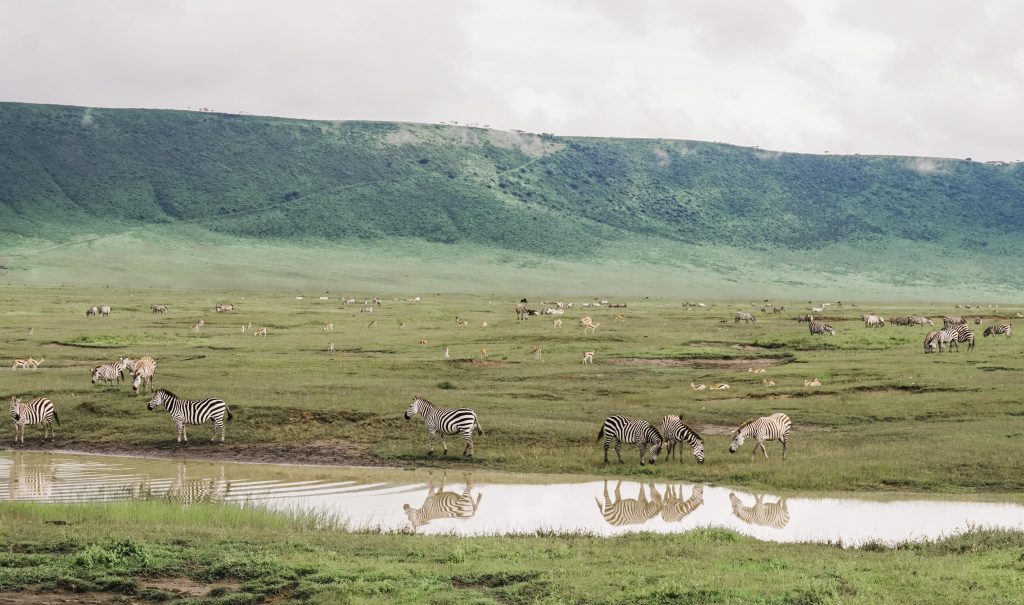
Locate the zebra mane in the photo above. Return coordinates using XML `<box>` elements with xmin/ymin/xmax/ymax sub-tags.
<box><xmin>155</xmin><ymin>388</ymin><xmax>175</xmax><ymax>398</ymax></box>
<box><xmin>735</xmin><ymin>418</ymin><xmax>757</xmax><ymax>433</ymax></box>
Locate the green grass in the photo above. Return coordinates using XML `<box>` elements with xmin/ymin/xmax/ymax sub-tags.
<box><xmin>2</xmin><ymin>501</ymin><xmax>1023</xmax><ymax>604</ymax></box>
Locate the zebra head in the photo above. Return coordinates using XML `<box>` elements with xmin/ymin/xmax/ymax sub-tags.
<box><xmin>692</xmin><ymin>439</ymin><xmax>706</xmax><ymax>464</ymax></box>
<box><xmin>120</xmin><ymin>357</ymin><xmax>137</xmax><ymax>372</ymax></box>
<box><xmin>132</xmin><ymin>373</ymin><xmax>144</xmax><ymax>393</ymax></box>
<box><xmin>9</xmin><ymin>397</ymin><xmax>20</xmax><ymax>421</ymax></box>
<box><xmin>647</xmin><ymin>432</ymin><xmax>663</xmax><ymax>465</ymax></box>
<box><xmin>729</xmin><ymin>430</ymin><xmax>746</xmax><ymax>454</ymax></box>
<box><xmin>147</xmin><ymin>390</ymin><xmax>167</xmax><ymax>411</ymax></box>
<box><xmin>405</xmin><ymin>397</ymin><xmax>423</xmax><ymax>420</ymax></box>
<box><xmin>90</xmin><ymin>367</ymin><xmax>101</xmax><ymax>384</ymax></box>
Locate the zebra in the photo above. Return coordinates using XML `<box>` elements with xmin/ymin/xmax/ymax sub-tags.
<box><xmin>131</xmin><ymin>356</ymin><xmax>157</xmax><ymax>394</ymax></box>
<box><xmin>10</xmin><ymin>397</ymin><xmax>59</xmax><ymax>443</ymax></box>
<box><xmin>402</xmin><ymin>473</ymin><xmax>481</xmax><ymax>531</ymax></box>
<box><xmin>404</xmin><ymin>396</ymin><xmax>483</xmax><ymax>457</ymax></box>
<box><xmin>927</xmin><ymin>326</ymin><xmax>973</xmax><ymax>352</ymax></box>
<box><xmin>729</xmin><ymin>493</ymin><xmax>790</xmax><ymax>528</ymax></box>
<box><xmin>911</xmin><ymin>316</ymin><xmax>935</xmax><ymax>326</ymax></box>
<box><xmin>151</xmin><ymin>304</ymin><xmax>168</xmax><ymax>314</ymax></box>
<box><xmin>808</xmin><ymin>320</ymin><xmax>836</xmax><ymax>336</ymax></box>
<box><xmin>91</xmin><ymin>359</ymin><xmax>128</xmax><ymax>384</ymax></box>
<box><xmin>99</xmin><ymin>305</ymin><xmax>111</xmax><ymax>317</ymax></box>
<box><xmin>729</xmin><ymin>413</ymin><xmax>791</xmax><ymax>460</ymax></box>
<box><xmin>214</xmin><ymin>303</ymin><xmax>234</xmax><ymax>312</ymax></box>
<box><xmin>660</xmin><ymin>484</ymin><xmax>705</xmax><ymax>523</ymax></box>
<box><xmin>597</xmin><ymin>415</ymin><xmax>663</xmax><ymax>465</ymax></box>
<box><xmin>863</xmin><ymin>314</ymin><xmax>885</xmax><ymax>328</ymax></box>
<box><xmin>984</xmin><ymin>323</ymin><xmax>1012</xmax><ymax>338</ymax></box>
<box><xmin>735</xmin><ymin>311</ymin><xmax>756</xmax><ymax>324</ymax></box>
<box><xmin>86</xmin><ymin>306</ymin><xmax>99</xmax><ymax>317</ymax></box>
<box><xmin>595</xmin><ymin>480</ymin><xmax>663</xmax><ymax>527</ymax></box>
<box><xmin>942</xmin><ymin>316</ymin><xmax>966</xmax><ymax>328</ymax></box>
<box><xmin>515</xmin><ymin>303</ymin><xmax>528</xmax><ymax>320</ymax></box>
<box><xmin>954</xmin><ymin>325</ymin><xmax>976</xmax><ymax>351</ymax></box>
<box><xmin>659</xmin><ymin>415</ymin><xmax>705</xmax><ymax>464</ymax></box>
<box><xmin>147</xmin><ymin>389</ymin><xmax>233</xmax><ymax>443</ymax></box>
<box><xmin>923</xmin><ymin>330</ymin><xmax>940</xmax><ymax>353</ymax></box>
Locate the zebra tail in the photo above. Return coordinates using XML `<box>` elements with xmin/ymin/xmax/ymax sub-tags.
<box><xmin>596</xmin><ymin>426</ymin><xmax>604</xmax><ymax>442</ymax></box>
<box><xmin>475</xmin><ymin>419</ymin><xmax>484</xmax><ymax>436</ymax></box>
<box><xmin>226</xmin><ymin>408</ymin><xmax>234</xmax><ymax>421</ymax></box>
<box><xmin>53</xmin><ymin>411</ymin><xmax>61</xmax><ymax>425</ymax></box>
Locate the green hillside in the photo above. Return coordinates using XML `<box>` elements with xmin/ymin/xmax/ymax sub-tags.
<box><xmin>2</xmin><ymin>101</ymin><xmax>1023</xmax><ymax>298</ymax></box>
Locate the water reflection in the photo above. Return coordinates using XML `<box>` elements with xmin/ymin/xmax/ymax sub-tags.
<box><xmin>8</xmin><ymin>452</ymin><xmax>56</xmax><ymax>500</ymax></box>
<box><xmin>158</xmin><ymin>463</ymin><xmax>231</xmax><ymax>504</ymax></box>
<box><xmin>729</xmin><ymin>493</ymin><xmax>790</xmax><ymax>529</ymax></box>
<box><xmin>403</xmin><ymin>473</ymin><xmax>481</xmax><ymax>531</ymax></box>
<box><xmin>661</xmin><ymin>484</ymin><xmax>704</xmax><ymax>523</ymax></box>
<box><xmin>596</xmin><ymin>480</ymin><xmax>663</xmax><ymax>526</ymax></box>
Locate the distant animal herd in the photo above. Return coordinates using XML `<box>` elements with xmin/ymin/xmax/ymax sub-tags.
<box><xmin>7</xmin><ymin>297</ymin><xmax>1014</xmax><ymax>467</ymax></box>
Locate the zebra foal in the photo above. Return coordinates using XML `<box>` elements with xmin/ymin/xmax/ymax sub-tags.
<box><xmin>984</xmin><ymin>323</ymin><xmax>1011</xmax><ymax>338</ymax></box>
<box><xmin>598</xmin><ymin>415</ymin><xmax>663</xmax><ymax>465</ymax></box>
<box><xmin>729</xmin><ymin>413</ymin><xmax>791</xmax><ymax>460</ymax></box>
<box><xmin>147</xmin><ymin>389</ymin><xmax>233</xmax><ymax>443</ymax></box>
<box><xmin>10</xmin><ymin>397</ymin><xmax>59</xmax><ymax>443</ymax></box>
<box><xmin>404</xmin><ymin>396</ymin><xmax>483</xmax><ymax>457</ymax></box>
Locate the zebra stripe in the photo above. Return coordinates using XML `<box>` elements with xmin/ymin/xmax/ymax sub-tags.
<box><xmin>659</xmin><ymin>415</ymin><xmax>705</xmax><ymax>464</ymax></box>
<box><xmin>661</xmin><ymin>484</ymin><xmax>705</xmax><ymax>523</ymax></box>
<box><xmin>942</xmin><ymin>316</ymin><xmax>966</xmax><ymax>328</ymax></box>
<box><xmin>927</xmin><ymin>325</ymin><xmax>974</xmax><ymax>352</ymax></box>
<box><xmin>147</xmin><ymin>389</ymin><xmax>233</xmax><ymax>443</ymax></box>
<box><xmin>598</xmin><ymin>415</ymin><xmax>663</xmax><ymax>465</ymax></box>
<box><xmin>595</xmin><ymin>480</ymin><xmax>663</xmax><ymax>527</ymax></box>
<box><xmin>10</xmin><ymin>397</ymin><xmax>59</xmax><ymax>443</ymax></box>
<box><xmin>91</xmin><ymin>359</ymin><xmax>128</xmax><ymax>384</ymax></box>
<box><xmin>404</xmin><ymin>397</ymin><xmax>483</xmax><ymax>457</ymax></box>
<box><xmin>808</xmin><ymin>320</ymin><xmax>836</xmax><ymax>335</ymax></box>
<box><xmin>730</xmin><ymin>413</ymin><xmax>791</xmax><ymax>460</ymax></box>
<box><xmin>131</xmin><ymin>356</ymin><xmax>157</xmax><ymax>394</ymax></box>
<box><xmin>729</xmin><ymin>493</ymin><xmax>790</xmax><ymax>528</ymax></box>
<box><xmin>734</xmin><ymin>311</ymin><xmax>757</xmax><ymax>324</ymax></box>
<box><xmin>983</xmin><ymin>323</ymin><xmax>1012</xmax><ymax>338</ymax></box>
<box><xmin>402</xmin><ymin>474</ymin><xmax>481</xmax><ymax>530</ymax></box>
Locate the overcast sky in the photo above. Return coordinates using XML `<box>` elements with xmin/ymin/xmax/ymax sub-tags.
<box><xmin>2</xmin><ymin>0</ymin><xmax>1022</xmax><ymax>160</ymax></box>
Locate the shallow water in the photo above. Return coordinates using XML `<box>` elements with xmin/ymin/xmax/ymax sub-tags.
<box><xmin>3</xmin><ymin>451</ymin><xmax>1023</xmax><ymax>545</ymax></box>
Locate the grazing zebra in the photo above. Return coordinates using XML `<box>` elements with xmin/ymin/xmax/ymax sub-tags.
<box><xmin>404</xmin><ymin>396</ymin><xmax>483</xmax><ymax>457</ymax></box>
<box><xmin>580</xmin><ymin>316</ymin><xmax>599</xmax><ymax>334</ymax></box>
<box><xmin>975</xmin><ymin>317</ymin><xmax>984</xmax><ymax>325</ymax></box>
<box><xmin>214</xmin><ymin>303</ymin><xmax>234</xmax><ymax>312</ymax></box>
<box><xmin>91</xmin><ymin>359</ymin><xmax>127</xmax><ymax>384</ymax></box>
<box><xmin>863</xmin><ymin>314</ymin><xmax>885</xmax><ymax>328</ymax></box>
<box><xmin>583</xmin><ymin>351</ymin><xmax>594</xmax><ymax>364</ymax></box>
<box><xmin>151</xmin><ymin>304</ymin><xmax>168</xmax><ymax>314</ymax></box>
<box><xmin>923</xmin><ymin>330</ymin><xmax>940</xmax><ymax>353</ymax></box>
<box><xmin>147</xmin><ymin>389</ymin><xmax>233</xmax><ymax>443</ymax></box>
<box><xmin>729</xmin><ymin>493</ymin><xmax>790</xmax><ymax>528</ymax></box>
<box><xmin>597</xmin><ymin>415</ymin><xmax>663</xmax><ymax>465</ymax></box>
<box><xmin>808</xmin><ymin>320</ymin><xmax>836</xmax><ymax>335</ymax></box>
<box><xmin>661</xmin><ymin>484</ymin><xmax>705</xmax><ymax>523</ymax></box>
<box><xmin>735</xmin><ymin>311</ymin><xmax>757</xmax><ymax>324</ymax></box>
<box><xmin>927</xmin><ymin>325</ymin><xmax>973</xmax><ymax>352</ymax></box>
<box><xmin>984</xmin><ymin>323</ymin><xmax>1012</xmax><ymax>338</ymax></box>
<box><xmin>403</xmin><ymin>473</ymin><xmax>481</xmax><ymax>531</ymax></box>
<box><xmin>730</xmin><ymin>413</ymin><xmax>792</xmax><ymax>460</ymax></box>
<box><xmin>131</xmin><ymin>356</ymin><xmax>157</xmax><ymax>394</ymax></box>
<box><xmin>86</xmin><ymin>306</ymin><xmax>99</xmax><ymax>317</ymax></box>
<box><xmin>10</xmin><ymin>397</ymin><xmax>59</xmax><ymax>443</ymax></box>
<box><xmin>595</xmin><ymin>480</ymin><xmax>663</xmax><ymax>527</ymax></box>
<box><xmin>99</xmin><ymin>305</ymin><xmax>111</xmax><ymax>317</ymax></box>
<box><xmin>797</xmin><ymin>314</ymin><xmax>814</xmax><ymax>323</ymax></box>
<box><xmin>659</xmin><ymin>415</ymin><xmax>705</xmax><ymax>464</ymax></box>
<box><xmin>943</xmin><ymin>316</ymin><xmax>966</xmax><ymax>328</ymax></box>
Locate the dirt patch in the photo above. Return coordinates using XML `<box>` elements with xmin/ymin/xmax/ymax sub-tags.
<box><xmin>141</xmin><ymin>578</ymin><xmax>240</xmax><ymax>597</ymax></box>
<box><xmin>732</xmin><ymin>344</ymin><xmax>769</xmax><ymax>351</ymax></box>
<box><xmin>608</xmin><ymin>357</ymin><xmax>789</xmax><ymax>369</ymax></box>
<box><xmin>448</xmin><ymin>359</ymin><xmax>509</xmax><ymax>368</ymax></box>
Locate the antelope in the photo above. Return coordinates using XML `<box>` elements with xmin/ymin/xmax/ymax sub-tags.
<box><xmin>552</xmin><ymin>319</ymin><xmax>562</xmax><ymax>328</ymax></box>
<box><xmin>762</xmin><ymin>378</ymin><xmax>776</xmax><ymax>387</ymax></box>
<box><xmin>532</xmin><ymin>346</ymin><xmax>542</xmax><ymax>361</ymax></box>
<box><xmin>613</xmin><ymin>314</ymin><xmax>625</xmax><ymax>321</ymax></box>
<box><xmin>254</xmin><ymin>327</ymin><xmax>267</xmax><ymax>336</ymax></box>
<box><xmin>711</xmin><ymin>383</ymin><xmax>730</xmax><ymax>390</ymax></box>
<box><xmin>191</xmin><ymin>320</ymin><xmax>204</xmax><ymax>333</ymax></box>
<box><xmin>804</xmin><ymin>378</ymin><xmax>822</xmax><ymax>387</ymax></box>
<box><xmin>747</xmin><ymin>368</ymin><xmax>766</xmax><ymax>374</ymax></box>
<box><xmin>327</xmin><ymin>342</ymin><xmax>335</xmax><ymax>352</ymax></box>
<box><xmin>690</xmin><ymin>382</ymin><xmax>707</xmax><ymax>391</ymax></box>
<box><xmin>583</xmin><ymin>351</ymin><xmax>594</xmax><ymax>364</ymax></box>
<box><xmin>419</xmin><ymin>339</ymin><xmax>429</xmax><ymax>345</ymax></box>
<box><xmin>479</xmin><ymin>348</ymin><xmax>488</xmax><ymax>359</ymax></box>
<box><xmin>323</xmin><ymin>322</ymin><xmax>334</xmax><ymax>332</ymax></box>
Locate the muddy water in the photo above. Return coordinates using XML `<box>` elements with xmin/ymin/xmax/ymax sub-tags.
<box><xmin>3</xmin><ymin>451</ymin><xmax>1024</xmax><ymax>545</ymax></box>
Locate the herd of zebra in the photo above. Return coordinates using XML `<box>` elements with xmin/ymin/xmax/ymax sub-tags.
<box><xmin>404</xmin><ymin>396</ymin><xmax>791</xmax><ymax>465</ymax></box>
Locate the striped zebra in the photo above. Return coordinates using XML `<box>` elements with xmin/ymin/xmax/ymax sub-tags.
<box><xmin>927</xmin><ymin>325</ymin><xmax>974</xmax><ymax>352</ymax></box>
<box><xmin>151</xmin><ymin>304</ymin><xmax>168</xmax><ymax>314</ymax></box>
<box><xmin>911</xmin><ymin>316</ymin><xmax>935</xmax><ymax>326</ymax></box>
<box><xmin>598</xmin><ymin>415</ymin><xmax>663</xmax><ymax>465</ymax></box>
<box><xmin>595</xmin><ymin>480</ymin><xmax>663</xmax><ymax>527</ymax></box>
<box><xmin>10</xmin><ymin>397</ymin><xmax>59</xmax><ymax>443</ymax></box>
<box><xmin>863</xmin><ymin>314</ymin><xmax>885</xmax><ymax>328</ymax></box>
<box><xmin>404</xmin><ymin>396</ymin><xmax>483</xmax><ymax>457</ymax></box>
<box><xmin>91</xmin><ymin>358</ymin><xmax>128</xmax><ymax>384</ymax></box>
<box><xmin>99</xmin><ymin>305</ymin><xmax>111</xmax><ymax>317</ymax></box>
<box><xmin>659</xmin><ymin>415</ymin><xmax>705</xmax><ymax>464</ymax></box>
<box><xmin>729</xmin><ymin>413</ymin><xmax>791</xmax><ymax>460</ymax></box>
<box><xmin>214</xmin><ymin>303</ymin><xmax>234</xmax><ymax>312</ymax></box>
<box><xmin>734</xmin><ymin>311</ymin><xmax>756</xmax><ymax>324</ymax></box>
<box><xmin>943</xmin><ymin>316</ymin><xmax>966</xmax><ymax>328</ymax></box>
<box><xmin>808</xmin><ymin>320</ymin><xmax>836</xmax><ymax>336</ymax></box>
<box><xmin>661</xmin><ymin>484</ymin><xmax>704</xmax><ymax>523</ymax></box>
<box><xmin>402</xmin><ymin>473</ymin><xmax>481</xmax><ymax>531</ymax></box>
<box><xmin>147</xmin><ymin>389</ymin><xmax>233</xmax><ymax>443</ymax></box>
<box><xmin>85</xmin><ymin>306</ymin><xmax>99</xmax><ymax>317</ymax></box>
<box><xmin>131</xmin><ymin>356</ymin><xmax>157</xmax><ymax>394</ymax></box>
<box><xmin>983</xmin><ymin>323</ymin><xmax>1012</xmax><ymax>338</ymax></box>
<box><xmin>729</xmin><ymin>493</ymin><xmax>790</xmax><ymax>528</ymax></box>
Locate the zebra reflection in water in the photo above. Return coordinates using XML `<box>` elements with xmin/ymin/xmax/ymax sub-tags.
<box><xmin>660</xmin><ymin>484</ymin><xmax>704</xmax><ymax>523</ymax></box>
<box><xmin>7</xmin><ymin>452</ymin><xmax>56</xmax><ymax>501</ymax></box>
<box><xmin>403</xmin><ymin>473</ymin><xmax>481</xmax><ymax>531</ymax></box>
<box><xmin>729</xmin><ymin>493</ymin><xmax>790</xmax><ymax>528</ymax></box>
<box><xmin>596</xmin><ymin>480</ymin><xmax>664</xmax><ymax>527</ymax></box>
<box><xmin>132</xmin><ymin>463</ymin><xmax>231</xmax><ymax>504</ymax></box>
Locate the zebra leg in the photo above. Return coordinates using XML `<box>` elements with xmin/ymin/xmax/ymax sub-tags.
<box><xmin>604</xmin><ymin>438</ymin><xmax>610</xmax><ymax>463</ymax></box>
<box><xmin>782</xmin><ymin>437</ymin><xmax>788</xmax><ymax>460</ymax></box>
<box><xmin>614</xmin><ymin>439</ymin><xmax>624</xmax><ymax>464</ymax></box>
<box><xmin>440</xmin><ymin>435</ymin><xmax>449</xmax><ymax>455</ymax></box>
<box><xmin>758</xmin><ymin>440</ymin><xmax>769</xmax><ymax>460</ymax></box>
<box><xmin>427</xmin><ymin>430</ymin><xmax>435</xmax><ymax>456</ymax></box>
<box><xmin>638</xmin><ymin>443</ymin><xmax>647</xmax><ymax>466</ymax></box>
<box><xmin>463</xmin><ymin>431</ymin><xmax>473</xmax><ymax>457</ymax></box>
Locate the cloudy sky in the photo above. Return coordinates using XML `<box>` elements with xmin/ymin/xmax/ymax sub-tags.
<box><xmin>2</xmin><ymin>0</ymin><xmax>1022</xmax><ymax>160</ymax></box>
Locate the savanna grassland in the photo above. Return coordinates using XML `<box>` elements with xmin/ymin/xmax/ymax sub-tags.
<box><xmin>4</xmin><ymin>285</ymin><xmax>1024</xmax><ymax>604</ymax></box>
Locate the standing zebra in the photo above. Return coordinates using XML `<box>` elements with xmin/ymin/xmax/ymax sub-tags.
<box><xmin>91</xmin><ymin>358</ymin><xmax>128</xmax><ymax>384</ymax></box>
<box><xmin>598</xmin><ymin>415</ymin><xmax>663</xmax><ymax>465</ymax></box>
<box><xmin>983</xmin><ymin>323</ymin><xmax>1012</xmax><ymax>338</ymax></box>
<box><xmin>659</xmin><ymin>415</ymin><xmax>705</xmax><ymax>464</ymax></box>
<box><xmin>808</xmin><ymin>320</ymin><xmax>836</xmax><ymax>336</ymax></box>
<box><xmin>131</xmin><ymin>356</ymin><xmax>157</xmax><ymax>394</ymax></box>
<box><xmin>729</xmin><ymin>413</ymin><xmax>791</xmax><ymax>460</ymax></box>
<box><xmin>151</xmin><ymin>304</ymin><xmax>168</xmax><ymax>314</ymax></box>
<box><xmin>595</xmin><ymin>480</ymin><xmax>663</xmax><ymax>527</ymax></box>
<box><xmin>660</xmin><ymin>484</ymin><xmax>704</xmax><ymax>523</ymax></box>
<box><xmin>147</xmin><ymin>389</ymin><xmax>233</xmax><ymax>443</ymax></box>
<box><xmin>729</xmin><ymin>493</ymin><xmax>790</xmax><ymax>528</ymax></box>
<box><xmin>402</xmin><ymin>473</ymin><xmax>482</xmax><ymax>531</ymax></box>
<box><xmin>86</xmin><ymin>306</ymin><xmax>99</xmax><ymax>317</ymax></box>
<box><xmin>99</xmin><ymin>305</ymin><xmax>111</xmax><ymax>317</ymax></box>
<box><xmin>927</xmin><ymin>325</ymin><xmax>973</xmax><ymax>352</ymax></box>
<box><xmin>735</xmin><ymin>311</ymin><xmax>756</xmax><ymax>324</ymax></box>
<box><xmin>10</xmin><ymin>397</ymin><xmax>59</xmax><ymax>443</ymax></box>
<box><xmin>942</xmin><ymin>316</ymin><xmax>966</xmax><ymax>328</ymax></box>
<box><xmin>404</xmin><ymin>396</ymin><xmax>483</xmax><ymax>457</ymax></box>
